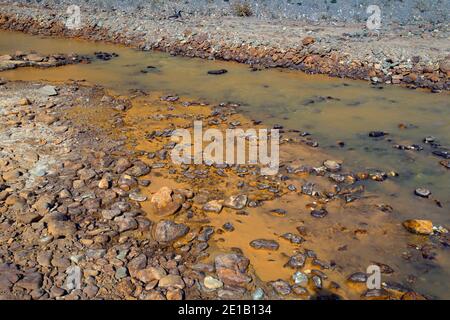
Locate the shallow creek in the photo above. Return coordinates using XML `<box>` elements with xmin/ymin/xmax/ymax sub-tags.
<box><xmin>1</xmin><ymin>30</ymin><xmax>449</xmax><ymax>299</ymax></box>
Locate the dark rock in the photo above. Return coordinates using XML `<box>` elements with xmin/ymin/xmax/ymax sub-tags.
<box><xmin>249</xmin><ymin>239</ymin><xmax>279</xmax><ymax>250</ymax></box>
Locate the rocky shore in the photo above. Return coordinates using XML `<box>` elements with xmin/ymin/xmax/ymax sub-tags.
<box><xmin>0</xmin><ymin>1</ymin><xmax>449</xmax><ymax>91</ymax></box>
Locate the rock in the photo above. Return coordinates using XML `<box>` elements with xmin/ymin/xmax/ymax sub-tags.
<box><xmin>369</xmin><ymin>131</ymin><xmax>387</xmax><ymax>138</ymax></box>
<box><xmin>252</xmin><ymin>288</ymin><xmax>265</xmax><ymax>300</ymax></box>
<box><xmin>286</xmin><ymin>253</ymin><xmax>306</xmax><ymax>269</ymax></box>
<box><xmin>311</xmin><ymin>209</ymin><xmax>328</xmax><ymax>218</ymax></box>
<box><xmin>115</xmin><ymin>158</ymin><xmax>132</xmax><ymax>173</ymax></box>
<box><xmin>83</xmin><ymin>285</ymin><xmax>99</xmax><ymax>298</ymax></box>
<box><xmin>98</xmin><ymin>178</ymin><xmax>110</xmax><ymax>189</ymax></box>
<box><xmin>403</xmin><ymin>220</ymin><xmax>433</xmax><ymax>235</ymax></box>
<box><xmin>114</xmin><ymin>216</ymin><xmax>138</xmax><ymax>233</ymax></box>
<box><xmin>32</xmin><ymin>195</ymin><xmax>55</xmax><ymax>215</ymax></box>
<box><xmin>414</xmin><ymin>188</ymin><xmax>431</xmax><ymax>198</ymax></box>
<box><xmin>127</xmin><ymin>161</ymin><xmax>150</xmax><ymax>177</ymax></box>
<box><xmin>135</xmin><ymin>267</ymin><xmax>167</xmax><ymax>283</ymax></box>
<box><xmin>270</xmin><ymin>280</ymin><xmax>291</xmax><ymax>295</ymax></box>
<box><xmin>323</xmin><ymin>160</ymin><xmax>342</xmax><ymax>172</ymax></box>
<box><xmin>203</xmin><ymin>276</ymin><xmax>223</xmax><ymax>290</ymax></box>
<box><xmin>440</xmin><ymin>160</ymin><xmax>450</xmax><ymax>169</ymax></box>
<box><xmin>15</xmin><ymin>272</ymin><xmax>43</xmax><ymax>291</ymax></box>
<box><xmin>38</xmin><ymin>85</ymin><xmax>58</xmax><ymax>96</ymax></box>
<box><xmin>150</xmin><ymin>187</ymin><xmax>181</xmax><ymax>216</ymax></box>
<box><xmin>302</xmin><ymin>36</ymin><xmax>315</xmax><ymax>46</ymax></box>
<box><xmin>215</xmin><ymin>254</ymin><xmax>251</xmax><ymax>287</ymax></box>
<box><xmin>203</xmin><ymin>200</ymin><xmax>223</xmax><ymax>213</ymax></box>
<box><xmin>115</xmin><ymin>267</ymin><xmax>128</xmax><ymax>280</ymax></box>
<box><xmin>347</xmin><ymin>272</ymin><xmax>368</xmax><ymax>283</ymax></box>
<box><xmin>129</xmin><ymin>192</ymin><xmax>147</xmax><ymax>202</ymax></box>
<box><xmin>153</xmin><ymin>220</ymin><xmax>189</xmax><ymax>242</ymax></box>
<box><xmin>207</xmin><ymin>69</ymin><xmax>228</xmax><ymax>75</ymax></box>
<box><xmin>45</xmin><ymin>213</ymin><xmax>77</xmax><ymax>238</ymax></box>
<box><xmin>158</xmin><ymin>275</ymin><xmax>185</xmax><ymax>289</ymax></box>
<box><xmin>101</xmin><ymin>209</ymin><xmax>121</xmax><ymax>220</ymax></box>
<box><xmin>293</xmin><ymin>271</ymin><xmax>308</xmax><ymax>285</ymax></box>
<box><xmin>249</xmin><ymin>239</ymin><xmax>279</xmax><ymax>250</ymax></box>
<box><xmin>26</xmin><ymin>53</ymin><xmax>44</xmax><ymax>62</ymax></box>
<box><xmin>223</xmin><ymin>194</ymin><xmax>248</xmax><ymax>209</ymax></box>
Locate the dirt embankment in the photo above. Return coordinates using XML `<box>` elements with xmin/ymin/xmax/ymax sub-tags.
<box><xmin>0</xmin><ymin>2</ymin><xmax>448</xmax><ymax>91</ymax></box>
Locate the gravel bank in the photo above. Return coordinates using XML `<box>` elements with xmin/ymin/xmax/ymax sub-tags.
<box><xmin>0</xmin><ymin>1</ymin><xmax>449</xmax><ymax>91</ymax></box>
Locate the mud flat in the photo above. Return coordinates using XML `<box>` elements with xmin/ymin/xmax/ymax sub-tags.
<box><xmin>0</xmin><ymin>1</ymin><xmax>449</xmax><ymax>91</ymax></box>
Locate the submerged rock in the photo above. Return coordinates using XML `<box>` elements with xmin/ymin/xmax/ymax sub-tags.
<box><xmin>207</xmin><ymin>69</ymin><xmax>228</xmax><ymax>75</ymax></box>
<box><xmin>414</xmin><ymin>188</ymin><xmax>431</xmax><ymax>198</ymax></box>
<box><xmin>403</xmin><ymin>219</ymin><xmax>433</xmax><ymax>235</ymax></box>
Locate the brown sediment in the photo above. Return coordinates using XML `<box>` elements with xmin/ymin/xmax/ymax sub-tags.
<box><xmin>0</xmin><ymin>3</ymin><xmax>448</xmax><ymax>91</ymax></box>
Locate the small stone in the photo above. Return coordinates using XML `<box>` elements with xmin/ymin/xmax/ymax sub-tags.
<box><xmin>15</xmin><ymin>272</ymin><xmax>43</xmax><ymax>291</ymax></box>
<box><xmin>215</xmin><ymin>254</ymin><xmax>251</xmax><ymax>287</ymax></box>
<box><xmin>347</xmin><ymin>272</ymin><xmax>368</xmax><ymax>283</ymax></box>
<box><xmin>98</xmin><ymin>178</ymin><xmax>110</xmax><ymax>189</ymax></box>
<box><xmin>114</xmin><ymin>216</ymin><xmax>138</xmax><ymax>233</ymax></box>
<box><xmin>286</xmin><ymin>253</ymin><xmax>306</xmax><ymax>269</ymax></box>
<box><xmin>414</xmin><ymin>188</ymin><xmax>431</xmax><ymax>198</ymax></box>
<box><xmin>323</xmin><ymin>160</ymin><xmax>342</xmax><ymax>172</ymax></box>
<box><xmin>293</xmin><ymin>271</ymin><xmax>308</xmax><ymax>285</ymax></box>
<box><xmin>270</xmin><ymin>280</ymin><xmax>291</xmax><ymax>295</ymax></box>
<box><xmin>207</xmin><ymin>69</ymin><xmax>228</xmax><ymax>75</ymax></box>
<box><xmin>311</xmin><ymin>209</ymin><xmax>328</xmax><ymax>218</ymax></box>
<box><xmin>204</xmin><ymin>276</ymin><xmax>223</xmax><ymax>290</ymax></box>
<box><xmin>38</xmin><ymin>85</ymin><xmax>58</xmax><ymax>96</ymax></box>
<box><xmin>369</xmin><ymin>131</ymin><xmax>387</xmax><ymax>138</ymax></box>
<box><xmin>158</xmin><ymin>275</ymin><xmax>185</xmax><ymax>289</ymax></box>
<box><xmin>203</xmin><ymin>200</ymin><xmax>223</xmax><ymax>213</ymax></box>
<box><xmin>135</xmin><ymin>267</ymin><xmax>167</xmax><ymax>283</ymax></box>
<box><xmin>249</xmin><ymin>239</ymin><xmax>279</xmax><ymax>250</ymax></box>
<box><xmin>115</xmin><ymin>267</ymin><xmax>128</xmax><ymax>280</ymax></box>
<box><xmin>129</xmin><ymin>192</ymin><xmax>147</xmax><ymax>202</ymax></box>
<box><xmin>223</xmin><ymin>195</ymin><xmax>248</xmax><ymax>210</ymax></box>
<box><xmin>252</xmin><ymin>288</ymin><xmax>265</xmax><ymax>300</ymax></box>
<box><xmin>153</xmin><ymin>220</ymin><xmax>189</xmax><ymax>242</ymax></box>
<box><xmin>403</xmin><ymin>220</ymin><xmax>433</xmax><ymax>235</ymax></box>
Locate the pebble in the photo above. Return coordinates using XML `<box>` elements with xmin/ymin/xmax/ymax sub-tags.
<box><xmin>270</xmin><ymin>280</ymin><xmax>291</xmax><ymax>295</ymax></box>
<box><xmin>249</xmin><ymin>239</ymin><xmax>280</xmax><ymax>250</ymax></box>
<box><xmin>252</xmin><ymin>288</ymin><xmax>265</xmax><ymax>300</ymax></box>
<box><xmin>292</xmin><ymin>271</ymin><xmax>308</xmax><ymax>285</ymax></box>
<box><xmin>203</xmin><ymin>276</ymin><xmax>223</xmax><ymax>290</ymax></box>
<box><xmin>414</xmin><ymin>188</ymin><xmax>431</xmax><ymax>198</ymax></box>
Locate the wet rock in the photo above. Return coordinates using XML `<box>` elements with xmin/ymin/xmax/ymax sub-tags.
<box><xmin>207</xmin><ymin>69</ymin><xmax>228</xmax><ymax>75</ymax></box>
<box><xmin>286</xmin><ymin>253</ymin><xmax>306</xmax><ymax>269</ymax></box>
<box><xmin>293</xmin><ymin>271</ymin><xmax>308</xmax><ymax>285</ymax></box>
<box><xmin>222</xmin><ymin>222</ymin><xmax>235</xmax><ymax>232</ymax></box>
<box><xmin>440</xmin><ymin>160</ymin><xmax>450</xmax><ymax>169</ymax></box>
<box><xmin>249</xmin><ymin>239</ymin><xmax>279</xmax><ymax>250</ymax></box>
<box><xmin>150</xmin><ymin>187</ymin><xmax>181</xmax><ymax>216</ymax></box>
<box><xmin>432</xmin><ymin>150</ymin><xmax>450</xmax><ymax>159</ymax></box>
<box><xmin>311</xmin><ymin>208</ymin><xmax>328</xmax><ymax>218</ymax></box>
<box><xmin>252</xmin><ymin>287</ymin><xmax>265</xmax><ymax>300</ymax></box>
<box><xmin>223</xmin><ymin>194</ymin><xmax>248</xmax><ymax>210</ymax></box>
<box><xmin>270</xmin><ymin>280</ymin><xmax>291</xmax><ymax>295</ymax></box>
<box><xmin>203</xmin><ymin>276</ymin><xmax>223</xmax><ymax>290</ymax></box>
<box><xmin>369</xmin><ymin>131</ymin><xmax>388</xmax><ymax>138</ymax></box>
<box><xmin>153</xmin><ymin>220</ymin><xmax>189</xmax><ymax>242</ymax></box>
<box><xmin>403</xmin><ymin>219</ymin><xmax>433</xmax><ymax>235</ymax></box>
<box><xmin>203</xmin><ymin>200</ymin><xmax>223</xmax><ymax>213</ymax></box>
<box><xmin>347</xmin><ymin>272</ymin><xmax>368</xmax><ymax>283</ymax></box>
<box><xmin>414</xmin><ymin>188</ymin><xmax>431</xmax><ymax>198</ymax></box>
<box><xmin>281</xmin><ymin>233</ymin><xmax>304</xmax><ymax>244</ymax></box>
<box><xmin>215</xmin><ymin>253</ymin><xmax>251</xmax><ymax>287</ymax></box>
<box><xmin>323</xmin><ymin>160</ymin><xmax>342</xmax><ymax>172</ymax></box>
<box><xmin>312</xmin><ymin>275</ymin><xmax>323</xmax><ymax>289</ymax></box>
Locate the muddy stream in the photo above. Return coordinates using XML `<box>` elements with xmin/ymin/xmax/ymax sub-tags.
<box><xmin>1</xmin><ymin>30</ymin><xmax>449</xmax><ymax>299</ymax></box>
